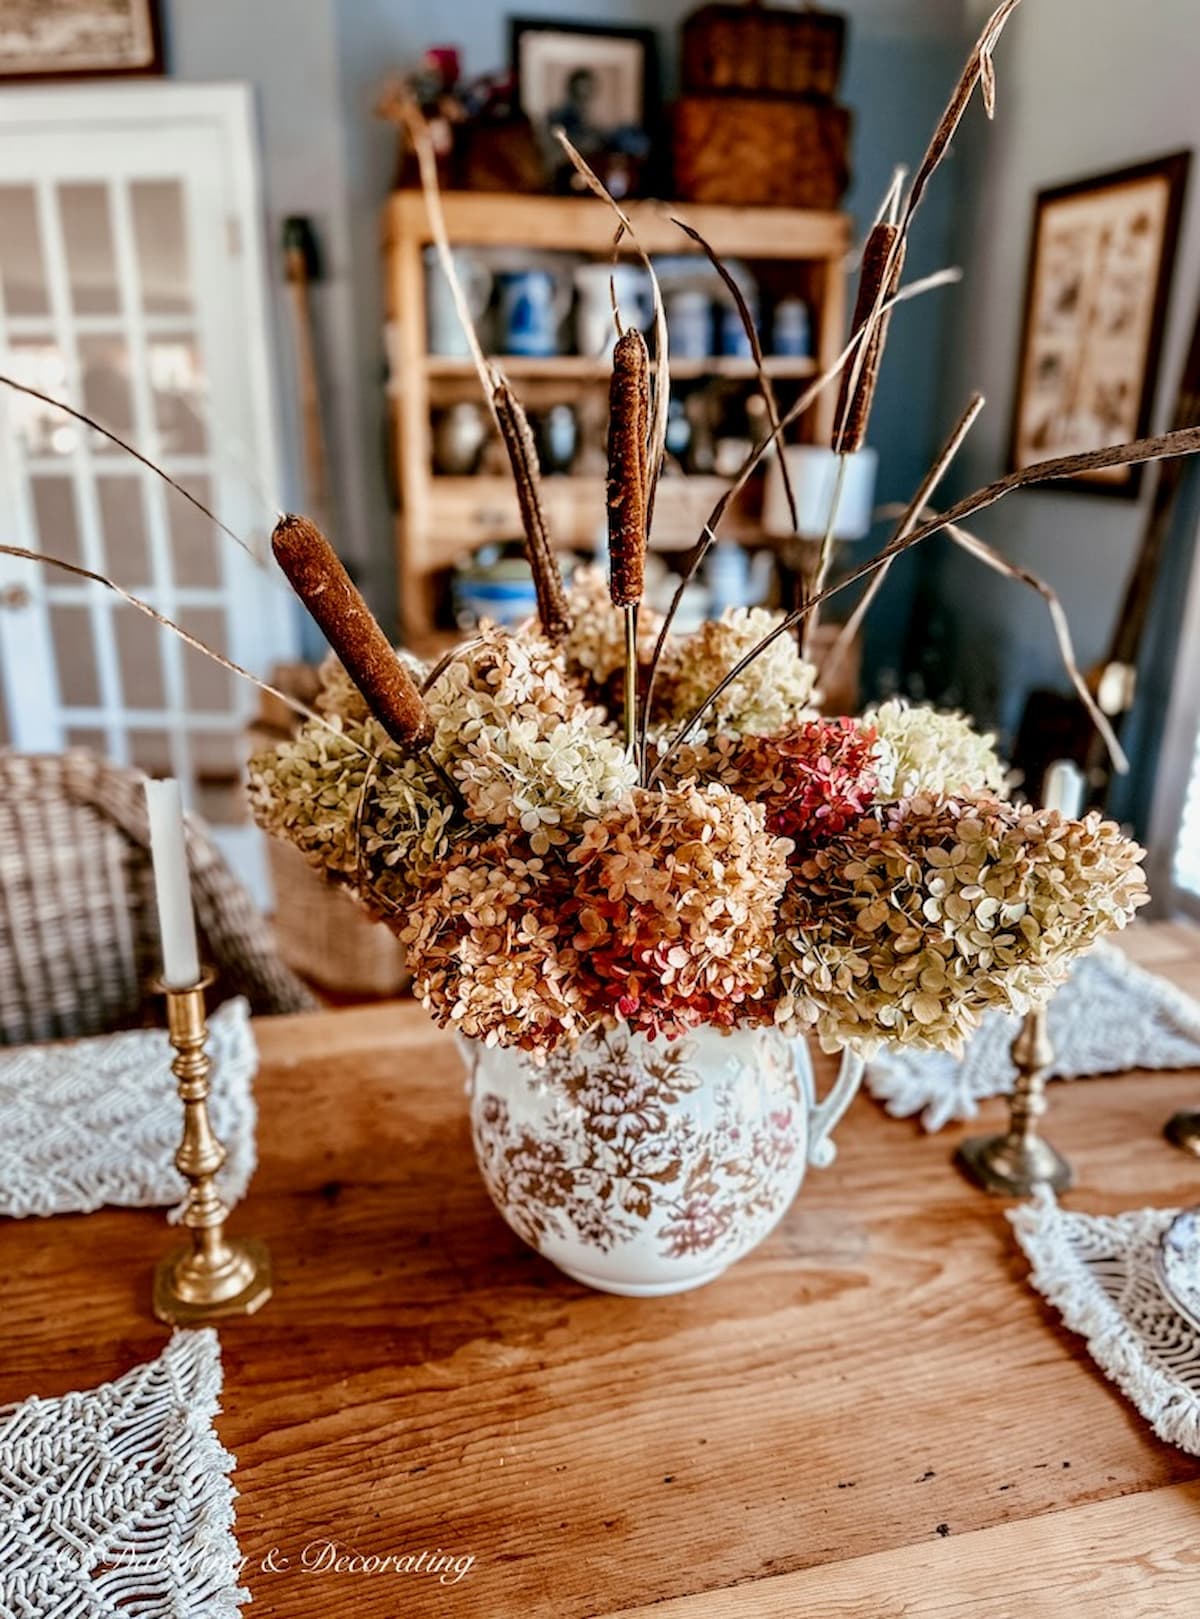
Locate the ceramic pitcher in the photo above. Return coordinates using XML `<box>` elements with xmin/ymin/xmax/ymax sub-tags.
<box><xmin>461</xmin><ymin>1022</ymin><xmax>864</xmax><ymax>1296</ymax></box>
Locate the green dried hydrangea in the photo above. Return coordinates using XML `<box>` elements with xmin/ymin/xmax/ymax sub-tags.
<box><xmin>867</xmin><ymin>698</ymin><xmax>1008</xmax><ymax>800</ymax></box>
<box><xmin>777</xmin><ymin>793</ymin><xmax>1148</xmax><ymax>1053</ymax></box>
<box><xmin>656</xmin><ymin>607</ymin><xmax>818</xmax><ymax>738</ymax></box>
<box><xmin>247</xmin><ymin>708</ymin><xmax>457</xmax><ymax>909</ymax></box>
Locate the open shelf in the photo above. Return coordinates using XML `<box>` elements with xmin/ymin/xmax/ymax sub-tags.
<box><xmin>387</xmin><ymin>188</ymin><xmax>848</xmax><ymax>637</ymax></box>
<box><xmin>420</xmin><ymin>474</ymin><xmax>767</xmax><ymax>568</ymax></box>
<box><xmin>424</xmin><ymin>354</ymin><xmax>819</xmax><ymax>383</ymax></box>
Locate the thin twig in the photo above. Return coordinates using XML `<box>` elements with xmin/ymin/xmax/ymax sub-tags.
<box><xmin>649</xmin><ymin>424</ymin><xmax>1200</xmax><ymax>781</ymax></box>
<box><xmin>821</xmin><ymin>393</ymin><xmax>985</xmax><ymax>683</ymax></box>
<box><xmin>669</xmin><ymin>216</ymin><xmax>797</xmax><ymax>533</ymax></box>
<box><xmin>553</xmin><ymin>130</ymin><xmax>670</xmax><ymax>540</ymax></box>
<box><xmin>0</xmin><ymin>373</ymin><xmax>258</xmax><ymax>561</ymax></box>
<box><xmin>0</xmin><ymin>542</ymin><xmax>373</xmax><ymax>758</ymax></box>
<box><xmin>636</xmin><ymin>265</ymin><xmax>963</xmax><ymax>760</ymax></box>
<box><xmin>938</xmin><ymin>516</ymin><xmax>1128</xmax><ymax>774</ymax></box>
<box><xmin>800</xmin><ymin>451</ymin><xmax>849</xmax><ymax>659</ymax></box>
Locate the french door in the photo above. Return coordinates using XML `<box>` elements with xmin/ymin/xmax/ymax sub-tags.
<box><xmin>0</xmin><ymin>85</ymin><xmax>294</xmax><ymax>902</ymax></box>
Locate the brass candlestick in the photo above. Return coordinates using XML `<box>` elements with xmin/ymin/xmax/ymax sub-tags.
<box><xmin>955</xmin><ymin>1005</ymin><xmax>1073</xmax><ymax>1197</ymax></box>
<box><xmin>153</xmin><ymin>970</ymin><xmax>272</xmax><ymax>1325</ymax></box>
<box><xmin>1164</xmin><ymin>1110</ymin><xmax>1200</xmax><ymax>1156</ymax></box>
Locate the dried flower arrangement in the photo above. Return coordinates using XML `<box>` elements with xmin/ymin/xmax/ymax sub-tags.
<box><xmin>240</xmin><ymin>1</ymin><xmax>1189</xmax><ymax>1060</ymax></box>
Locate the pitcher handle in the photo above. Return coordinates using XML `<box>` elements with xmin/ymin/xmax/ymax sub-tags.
<box><xmin>808</xmin><ymin>1046</ymin><xmax>865</xmax><ymax>1169</ymax></box>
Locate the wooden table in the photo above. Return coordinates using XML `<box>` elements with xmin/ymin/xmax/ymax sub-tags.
<box><xmin>6</xmin><ymin>923</ymin><xmax>1200</xmax><ymax>1618</ymax></box>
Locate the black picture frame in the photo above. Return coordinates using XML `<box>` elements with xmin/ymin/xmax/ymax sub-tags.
<box><xmin>1008</xmin><ymin>150</ymin><xmax>1191</xmax><ymax>498</ymax></box>
<box><xmin>0</xmin><ymin>0</ymin><xmax>164</xmax><ymax>81</ymax></box>
<box><xmin>509</xmin><ymin>15</ymin><xmax>660</xmax><ymax>179</ymax></box>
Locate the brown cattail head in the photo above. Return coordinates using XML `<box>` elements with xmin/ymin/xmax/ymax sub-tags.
<box><xmin>491</xmin><ymin>381</ymin><xmax>571</xmax><ymax>642</ymax></box>
<box><xmin>833</xmin><ymin>222</ymin><xmax>907</xmax><ymax>454</ymax></box>
<box><xmin>606</xmin><ymin>327</ymin><xmax>650</xmax><ymax>607</ymax></box>
<box><xmin>271</xmin><ymin>514</ymin><xmax>432</xmax><ymax>750</ymax></box>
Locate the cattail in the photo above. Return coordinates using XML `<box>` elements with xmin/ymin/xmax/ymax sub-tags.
<box><xmin>834</xmin><ymin>222</ymin><xmax>907</xmax><ymax>453</ymax></box>
<box><xmin>606</xmin><ymin>328</ymin><xmax>650</xmax><ymax>607</ymax></box>
<box><xmin>492</xmin><ymin>381</ymin><xmax>571</xmax><ymax>641</ymax></box>
<box><xmin>271</xmin><ymin>514</ymin><xmax>431</xmax><ymax>749</ymax></box>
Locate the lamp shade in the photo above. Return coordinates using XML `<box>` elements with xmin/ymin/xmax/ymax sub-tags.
<box><xmin>763</xmin><ymin>445</ymin><xmax>878</xmax><ymax>540</ymax></box>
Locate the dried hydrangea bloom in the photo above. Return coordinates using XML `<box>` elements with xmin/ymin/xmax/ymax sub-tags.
<box><xmin>867</xmin><ymin>699</ymin><xmax>1007</xmax><ymax>800</ymax></box>
<box><xmin>562</xmin><ymin>565</ymin><xmax>671</xmax><ymax>699</ymax></box>
<box><xmin>314</xmin><ymin>647</ymin><xmax>427</xmax><ymax>724</ymax></box>
<box><xmin>568</xmin><ymin>783</ymin><xmax>793</xmax><ymax>1039</ymax></box>
<box><xmin>424</xmin><ymin>623</ymin><xmax>591</xmax><ymax>763</ymax></box>
<box><xmin>452</xmin><ymin>714</ymin><xmax>638</xmax><ymax>852</ymax></box>
<box><xmin>247</xmin><ymin>713</ymin><xmax>455</xmax><ymax>898</ymax></box>
<box><xmin>660</xmin><ymin>718</ymin><xmax>878</xmax><ymax>846</ymax></box>
<box><xmin>423</xmin><ymin>620</ymin><xmax>634</xmax><ymax>850</ymax></box>
<box><xmin>656</xmin><ymin>607</ymin><xmax>818</xmax><ymax>738</ymax></box>
<box><xmin>403</xmin><ymin>832</ymin><xmax>592</xmax><ymax>1052</ymax></box>
<box><xmin>726</xmin><ymin>718</ymin><xmax>880</xmax><ymax>845</ymax></box>
<box><xmin>777</xmin><ymin>793</ymin><xmax>1148</xmax><ymax>1053</ymax></box>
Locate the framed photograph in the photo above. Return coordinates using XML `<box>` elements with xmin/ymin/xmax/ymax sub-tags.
<box><xmin>1009</xmin><ymin>150</ymin><xmax>1190</xmax><ymax>497</ymax></box>
<box><xmin>0</xmin><ymin>0</ymin><xmax>163</xmax><ymax>81</ymax></box>
<box><xmin>509</xmin><ymin>16</ymin><xmax>658</xmax><ymax>175</ymax></box>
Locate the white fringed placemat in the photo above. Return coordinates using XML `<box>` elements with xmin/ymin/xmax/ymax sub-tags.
<box><xmin>866</xmin><ymin>941</ymin><xmax>1200</xmax><ymax>1132</ymax></box>
<box><xmin>1011</xmin><ymin>1193</ymin><xmax>1200</xmax><ymax>1457</ymax></box>
<box><xmin>0</xmin><ymin>1329</ymin><xmax>248</xmax><ymax>1617</ymax></box>
<box><xmin>0</xmin><ymin>999</ymin><xmax>257</xmax><ymax>1219</ymax></box>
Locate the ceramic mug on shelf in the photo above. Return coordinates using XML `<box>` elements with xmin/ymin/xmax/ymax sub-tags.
<box><xmin>665</xmin><ymin>287</ymin><xmax>713</xmax><ymax>360</ymax></box>
<box><xmin>496</xmin><ymin>268</ymin><xmax>570</xmax><ymax>357</ymax></box>
<box><xmin>573</xmin><ymin>263</ymin><xmax>653</xmax><ymax>359</ymax></box>
<box><xmin>424</xmin><ymin>246</ymin><xmax>492</xmax><ymax>358</ymax></box>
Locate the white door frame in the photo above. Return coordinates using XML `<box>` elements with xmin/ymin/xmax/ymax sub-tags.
<box><xmin>0</xmin><ymin>83</ymin><xmax>294</xmax><ymax>901</ymax></box>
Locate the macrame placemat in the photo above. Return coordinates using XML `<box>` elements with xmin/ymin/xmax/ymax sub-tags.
<box><xmin>0</xmin><ymin>1329</ymin><xmax>248</xmax><ymax>1617</ymax></box>
<box><xmin>1011</xmin><ymin>1193</ymin><xmax>1200</xmax><ymax>1457</ymax></box>
<box><xmin>0</xmin><ymin>999</ymin><xmax>257</xmax><ymax>1219</ymax></box>
<box><xmin>865</xmin><ymin>941</ymin><xmax>1200</xmax><ymax>1132</ymax></box>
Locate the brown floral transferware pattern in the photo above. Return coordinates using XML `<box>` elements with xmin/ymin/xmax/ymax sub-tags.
<box><xmin>463</xmin><ymin>1022</ymin><xmax>864</xmax><ymax>1296</ymax></box>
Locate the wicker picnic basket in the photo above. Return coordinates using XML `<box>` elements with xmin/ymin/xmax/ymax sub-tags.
<box><xmin>680</xmin><ymin>0</ymin><xmax>846</xmax><ymax>99</ymax></box>
<box><xmin>673</xmin><ymin>96</ymin><xmax>851</xmax><ymax>209</ymax></box>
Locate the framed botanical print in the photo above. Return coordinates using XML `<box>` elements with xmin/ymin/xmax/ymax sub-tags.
<box><xmin>0</xmin><ymin>0</ymin><xmax>163</xmax><ymax>81</ymax></box>
<box><xmin>1009</xmin><ymin>151</ymin><xmax>1190</xmax><ymax>497</ymax></box>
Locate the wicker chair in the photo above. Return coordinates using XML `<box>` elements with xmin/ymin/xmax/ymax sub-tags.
<box><xmin>0</xmin><ymin>750</ymin><xmax>316</xmax><ymax>1045</ymax></box>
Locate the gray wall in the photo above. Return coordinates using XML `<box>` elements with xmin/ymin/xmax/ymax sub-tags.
<box><xmin>925</xmin><ymin>0</ymin><xmax>1200</xmax><ymax>752</ymax></box>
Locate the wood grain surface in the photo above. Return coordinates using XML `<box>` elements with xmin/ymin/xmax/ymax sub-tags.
<box><xmin>3</xmin><ymin>924</ymin><xmax>1199</xmax><ymax>1618</ymax></box>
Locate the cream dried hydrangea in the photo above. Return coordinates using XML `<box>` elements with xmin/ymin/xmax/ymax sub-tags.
<box><xmin>656</xmin><ymin>607</ymin><xmax>818</xmax><ymax>738</ymax></box>
<box><xmin>866</xmin><ymin>699</ymin><xmax>1007</xmax><ymax>800</ymax></box>
<box><xmin>562</xmin><ymin>565</ymin><xmax>666</xmax><ymax>689</ymax></box>
<box><xmin>777</xmin><ymin>793</ymin><xmax>1148</xmax><ymax>1053</ymax></box>
<box><xmin>451</xmin><ymin>713</ymin><xmax>638</xmax><ymax>852</ymax></box>
<box><xmin>426</xmin><ymin>621</ymin><xmax>634</xmax><ymax>850</ymax></box>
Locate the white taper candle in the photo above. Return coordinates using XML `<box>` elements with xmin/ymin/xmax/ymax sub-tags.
<box><xmin>144</xmin><ymin>778</ymin><xmax>201</xmax><ymax>989</ymax></box>
<box><xmin>1042</xmin><ymin>759</ymin><xmax>1086</xmax><ymax>818</ymax></box>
